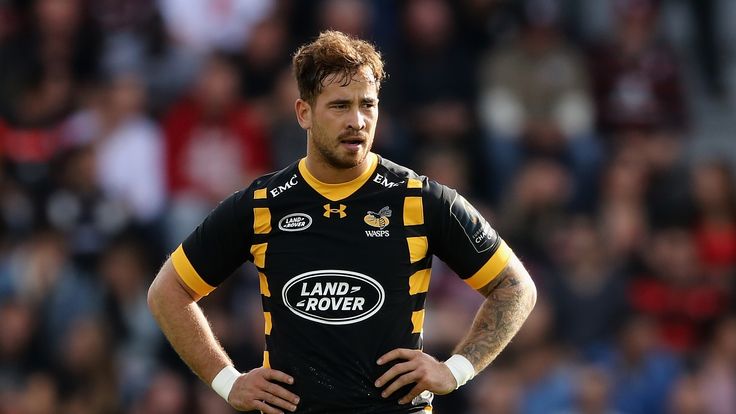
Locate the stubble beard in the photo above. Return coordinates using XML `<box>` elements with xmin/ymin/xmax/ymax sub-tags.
<box><xmin>312</xmin><ymin>127</ymin><xmax>370</xmax><ymax>170</ymax></box>
<box><xmin>316</xmin><ymin>142</ymin><xmax>367</xmax><ymax>169</ymax></box>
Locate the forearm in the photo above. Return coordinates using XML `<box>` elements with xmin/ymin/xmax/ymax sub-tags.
<box><xmin>454</xmin><ymin>256</ymin><xmax>537</xmax><ymax>372</ymax></box>
<box><xmin>148</xmin><ymin>260</ymin><xmax>232</xmax><ymax>384</ymax></box>
<box><xmin>149</xmin><ymin>262</ymin><xmax>301</xmax><ymax>413</ymax></box>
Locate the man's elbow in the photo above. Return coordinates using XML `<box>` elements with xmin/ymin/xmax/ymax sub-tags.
<box><xmin>147</xmin><ymin>262</ymin><xmax>201</xmax><ymax>314</ymax></box>
<box><xmin>516</xmin><ymin>266</ymin><xmax>538</xmax><ymax>319</ymax></box>
<box><xmin>147</xmin><ymin>276</ymin><xmax>162</xmax><ymax>316</ymax></box>
<box><xmin>526</xmin><ymin>275</ymin><xmax>538</xmax><ymax>309</ymax></box>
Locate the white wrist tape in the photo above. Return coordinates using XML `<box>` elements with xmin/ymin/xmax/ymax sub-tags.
<box><xmin>211</xmin><ymin>365</ymin><xmax>240</xmax><ymax>401</ymax></box>
<box><xmin>444</xmin><ymin>354</ymin><xmax>475</xmax><ymax>389</ymax></box>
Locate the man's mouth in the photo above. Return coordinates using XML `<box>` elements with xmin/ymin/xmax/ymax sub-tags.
<box><xmin>339</xmin><ymin>136</ymin><xmax>366</xmax><ymax>151</ymax></box>
<box><xmin>341</xmin><ymin>137</ymin><xmax>365</xmax><ymax>145</ymax></box>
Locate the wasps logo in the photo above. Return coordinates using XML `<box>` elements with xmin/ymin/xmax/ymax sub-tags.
<box><xmin>364</xmin><ymin>206</ymin><xmax>392</xmax><ymax>229</ymax></box>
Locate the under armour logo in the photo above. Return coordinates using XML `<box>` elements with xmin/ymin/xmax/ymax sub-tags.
<box><xmin>323</xmin><ymin>204</ymin><xmax>347</xmax><ymax>218</ymax></box>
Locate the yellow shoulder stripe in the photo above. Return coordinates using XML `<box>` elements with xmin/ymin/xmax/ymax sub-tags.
<box><xmin>264</xmin><ymin>312</ymin><xmax>272</xmax><ymax>335</ymax></box>
<box><xmin>253</xmin><ymin>207</ymin><xmax>271</xmax><ymax>234</ymax></box>
<box><xmin>411</xmin><ymin>309</ymin><xmax>425</xmax><ymax>333</ymax></box>
<box><xmin>254</xmin><ymin>188</ymin><xmax>268</xmax><ymax>199</ymax></box>
<box><xmin>259</xmin><ymin>272</ymin><xmax>271</xmax><ymax>297</ymax></box>
<box><xmin>407</xmin><ymin>236</ymin><xmax>428</xmax><ymax>263</ymax></box>
<box><xmin>403</xmin><ymin>196</ymin><xmax>424</xmax><ymax>226</ymax></box>
<box><xmin>171</xmin><ymin>245</ymin><xmax>216</xmax><ymax>296</ymax></box>
<box><xmin>409</xmin><ymin>268</ymin><xmax>431</xmax><ymax>295</ymax></box>
<box><xmin>464</xmin><ymin>241</ymin><xmax>513</xmax><ymax>290</ymax></box>
<box><xmin>407</xmin><ymin>178</ymin><xmax>422</xmax><ymax>188</ymax></box>
<box><xmin>250</xmin><ymin>243</ymin><xmax>268</xmax><ymax>269</ymax></box>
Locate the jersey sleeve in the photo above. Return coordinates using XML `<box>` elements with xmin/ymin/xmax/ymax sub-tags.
<box><xmin>424</xmin><ymin>180</ymin><xmax>513</xmax><ymax>290</ymax></box>
<box><xmin>170</xmin><ymin>188</ymin><xmax>254</xmax><ymax>296</ymax></box>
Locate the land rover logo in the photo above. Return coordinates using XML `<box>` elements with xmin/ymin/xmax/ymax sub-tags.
<box><xmin>278</xmin><ymin>213</ymin><xmax>312</xmax><ymax>232</ymax></box>
<box><xmin>282</xmin><ymin>270</ymin><xmax>385</xmax><ymax>325</ymax></box>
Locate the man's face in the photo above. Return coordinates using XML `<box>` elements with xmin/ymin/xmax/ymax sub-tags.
<box><xmin>301</xmin><ymin>66</ymin><xmax>379</xmax><ymax>169</ymax></box>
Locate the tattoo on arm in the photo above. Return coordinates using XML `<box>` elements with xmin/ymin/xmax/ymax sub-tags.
<box><xmin>454</xmin><ymin>257</ymin><xmax>537</xmax><ymax>372</ymax></box>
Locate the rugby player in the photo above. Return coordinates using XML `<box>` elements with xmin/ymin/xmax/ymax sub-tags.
<box><xmin>148</xmin><ymin>30</ymin><xmax>537</xmax><ymax>413</ymax></box>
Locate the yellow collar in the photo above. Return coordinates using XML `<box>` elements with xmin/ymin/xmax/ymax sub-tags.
<box><xmin>298</xmin><ymin>153</ymin><xmax>378</xmax><ymax>201</ymax></box>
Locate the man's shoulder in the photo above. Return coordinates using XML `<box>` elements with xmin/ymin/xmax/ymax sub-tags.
<box><xmin>376</xmin><ymin>156</ymin><xmax>424</xmax><ymax>183</ymax></box>
<box><xmin>249</xmin><ymin>161</ymin><xmax>301</xmax><ymax>193</ymax></box>
<box><xmin>377</xmin><ymin>156</ymin><xmax>451</xmax><ymax>200</ymax></box>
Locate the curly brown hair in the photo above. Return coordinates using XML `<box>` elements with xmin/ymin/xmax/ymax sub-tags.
<box><xmin>292</xmin><ymin>30</ymin><xmax>385</xmax><ymax>104</ymax></box>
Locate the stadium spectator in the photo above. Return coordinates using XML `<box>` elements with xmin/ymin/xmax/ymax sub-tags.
<box><xmin>696</xmin><ymin>315</ymin><xmax>736</xmax><ymax>414</ymax></box>
<box><xmin>556</xmin><ymin>365</ymin><xmax>624</xmax><ymax>414</ymax></box>
<box><xmin>596</xmin><ymin>314</ymin><xmax>682</xmax><ymax>414</ymax></box>
<box><xmin>162</xmin><ymin>52</ymin><xmax>271</xmax><ymax>246</ymax></box>
<box><xmin>61</xmin><ymin>72</ymin><xmax>166</xmax><ymax>225</ymax></box>
<box><xmin>588</xmin><ymin>0</ymin><xmax>687</xmax><ymax>138</ymax></box>
<box><xmin>629</xmin><ymin>226</ymin><xmax>728</xmax><ymax>352</ymax></box>
<box><xmin>237</xmin><ymin>17</ymin><xmax>292</xmax><ymax>104</ymax></box>
<box><xmin>547</xmin><ymin>215</ymin><xmax>629</xmax><ymax>350</ymax></box>
<box><xmin>157</xmin><ymin>0</ymin><xmax>274</xmax><ymax>53</ymax></box>
<box><xmin>97</xmin><ymin>239</ymin><xmax>163</xmax><ymax>407</ymax></box>
<box><xmin>689</xmin><ymin>160</ymin><xmax>736</xmax><ymax>280</ymax></box>
<box><xmin>477</xmin><ymin>0</ymin><xmax>600</xmax><ymax>206</ymax></box>
<box><xmin>43</xmin><ymin>146</ymin><xmax>131</xmax><ymax>267</ymax></box>
<box><xmin>389</xmin><ymin>0</ymin><xmax>476</xmax><ymax>146</ymax></box>
<box><xmin>598</xmin><ymin>145</ymin><xmax>650</xmax><ymax>264</ymax></box>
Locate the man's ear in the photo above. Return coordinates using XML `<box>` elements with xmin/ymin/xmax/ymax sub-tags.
<box><xmin>295</xmin><ymin>99</ymin><xmax>312</xmax><ymax>130</ymax></box>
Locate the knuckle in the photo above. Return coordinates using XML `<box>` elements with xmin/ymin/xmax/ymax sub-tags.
<box><xmin>248</xmin><ymin>370</ymin><xmax>263</xmax><ymax>383</ymax></box>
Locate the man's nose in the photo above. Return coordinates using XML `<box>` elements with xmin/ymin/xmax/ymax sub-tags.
<box><xmin>347</xmin><ymin>108</ymin><xmax>366</xmax><ymax>131</ymax></box>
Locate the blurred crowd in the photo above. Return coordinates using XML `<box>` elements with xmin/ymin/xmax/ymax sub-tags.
<box><xmin>1</xmin><ymin>0</ymin><xmax>735</xmax><ymax>413</ymax></box>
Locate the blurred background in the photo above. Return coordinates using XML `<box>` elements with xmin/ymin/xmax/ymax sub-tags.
<box><xmin>1</xmin><ymin>0</ymin><xmax>736</xmax><ymax>413</ymax></box>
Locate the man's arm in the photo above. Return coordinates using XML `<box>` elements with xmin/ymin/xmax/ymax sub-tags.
<box><xmin>375</xmin><ymin>253</ymin><xmax>536</xmax><ymax>403</ymax></box>
<box><xmin>147</xmin><ymin>259</ymin><xmax>300</xmax><ymax>413</ymax></box>
<box><xmin>454</xmin><ymin>254</ymin><xmax>537</xmax><ymax>372</ymax></box>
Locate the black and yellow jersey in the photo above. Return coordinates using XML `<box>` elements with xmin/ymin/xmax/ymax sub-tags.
<box><xmin>170</xmin><ymin>153</ymin><xmax>512</xmax><ymax>413</ymax></box>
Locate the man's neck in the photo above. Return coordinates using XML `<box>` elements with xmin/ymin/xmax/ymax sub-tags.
<box><xmin>303</xmin><ymin>153</ymin><xmax>375</xmax><ymax>184</ymax></box>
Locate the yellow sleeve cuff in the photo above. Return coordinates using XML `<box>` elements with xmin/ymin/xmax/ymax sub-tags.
<box><xmin>171</xmin><ymin>244</ymin><xmax>216</xmax><ymax>296</ymax></box>
<box><xmin>463</xmin><ymin>241</ymin><xmax>513</xmax><ymax>290</ymax></box>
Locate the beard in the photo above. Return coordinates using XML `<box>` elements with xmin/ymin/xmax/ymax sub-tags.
<box><xmin>311</xmin><ymin>123</ymin><xmax>371</xmax><ymax>169</ymax></box>
<box><xmin>316</xmin><ymin>146</ymin><xmax>362</xmax><ymax>169</ymax></box>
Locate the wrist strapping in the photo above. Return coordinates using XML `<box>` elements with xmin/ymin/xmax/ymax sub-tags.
<box><xmin>211</xmin><ymin>365</ymin><xmax>240</xmax><ymax>401</ymax></box>
<box><xmin>443</xmin><ymin>354</ymin><xmax>475</xmax><ymax>389</ymax></box>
